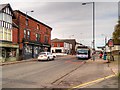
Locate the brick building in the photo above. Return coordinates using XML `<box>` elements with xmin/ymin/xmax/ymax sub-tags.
<box><xmin>51</xmin><ymin>38</ymin><xmax>73</xmax><ymax>55</ymax></box>
<box><xmin>13</xmin><ymin>10</ymin><xmax>52</xmax><ymax>60</ymax></box>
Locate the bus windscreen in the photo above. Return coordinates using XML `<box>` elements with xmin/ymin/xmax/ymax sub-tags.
<box><xmin>77</xmin><ymin>50</ymin><xmax>88</xmax><ymax>55</ymax></box>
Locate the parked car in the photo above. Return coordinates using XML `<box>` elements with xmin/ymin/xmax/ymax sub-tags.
<box><xmin>37</xmin><ymin>52</ymin><xmax>55</xmax><ymax>61</ymax></box>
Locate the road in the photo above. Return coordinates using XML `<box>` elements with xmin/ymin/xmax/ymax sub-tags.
<box><xmin>2</xmin><ymin>55</ymin><xmax>115</xmax><ymax>88</ymax></box>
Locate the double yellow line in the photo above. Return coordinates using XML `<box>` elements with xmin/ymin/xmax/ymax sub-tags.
<box><xmin>72</xmin><ymin>74</ymin><xmax>116</xmax><ymax>88</ymax></box>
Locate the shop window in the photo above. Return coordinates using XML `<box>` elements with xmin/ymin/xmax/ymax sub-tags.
<box><xmin>6</xmin><ymin>48</ymin><xmax>16</xmax><ymax>57</ymax></box>
<box><xmin>11</xmin><ymin>49</ymin><xmax>16</xmax><ymax>57</ymax></box>
<box><xmin>34</xmin><ymin>47</ymin><xmax>38</xmax><ymax>54</ymax></box>
<box><xmin>55</xmin><ymin>49</ymin><xmax>62</xmax><ymax>53</ymax></box>
<box><xmin>24</xmin><ymin>45</ymin><xmax>32</xmax><ymax>54</ymax></box>
<box><xmin>0</xmin><ymin>48</ymin><xmax>6</xmax><ymax>58</ymax></box>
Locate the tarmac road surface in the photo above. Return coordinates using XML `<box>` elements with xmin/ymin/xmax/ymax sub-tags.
<box><xmin>2</xmin><ymin>55</ymin><xmax>116</xmax><ymax>88</ymax></box>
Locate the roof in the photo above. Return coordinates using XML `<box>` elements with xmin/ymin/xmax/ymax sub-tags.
<box><xmin>14</xmin><ymin>10</ymin><xmax>52</xmax><ymax>30</ymax></box>
<box><xmin>76</xmin><ymin>42</ymin><xmax>82</xmax><ymax>45</ymax></box>
<box><xmin>0</xmin><ymin>4</ymin><xmax>8</xmax><ymax>11</ymax></box>
<box><xmin>51</xmin><ymin>38</ymin><xmax>76</xmax><ymax>44</ymax></box>
<box><xmin>0</xmin><ymin>4</ymin><xmax>15</xmax><ymax>19</ymax></box>
<box><xmin>51</xmin><ymin>38</ymin><xmax>65</xmax><ymax>43</ymax></box>
<box><xmin>61</xmin><ymin>39</ymin><xmax>76</xmax><ymax>44</ymax></box>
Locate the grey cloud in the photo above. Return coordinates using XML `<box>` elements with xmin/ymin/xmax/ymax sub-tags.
<box><xmin>1</xmin><ymin>1</ymin><xmax>118</xmax><ymax>48</ymax></box>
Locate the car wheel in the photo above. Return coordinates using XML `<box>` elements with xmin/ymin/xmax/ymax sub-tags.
<box><xmin>52</xmin><ymin>57</ymin><xmax>54</xmax><ymax>60</ymax></box>
<box><xmin>47</xmin><ymin>57</ymin><xmax>50</xmax><ymax>61</ymax></box>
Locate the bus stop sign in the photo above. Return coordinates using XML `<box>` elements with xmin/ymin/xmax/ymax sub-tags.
<box><xmin>108</xmin><ymin>39</ymin><xmax>114</xmax><ymax>47</ymax></box>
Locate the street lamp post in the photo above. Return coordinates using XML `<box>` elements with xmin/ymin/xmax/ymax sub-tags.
<box><xmin>82</xmin><ymin>2</ymin><xmax>95</xmax><ymax>60</ymax></box>
<box><xmin>25</xmin><ymin>10</ymin><xmax>34</xmax><ymax>32</ymax></box>
<box><xmin>101</xmin><ymin>34</ymin><xmax>107</xmax><ymax>52</ymax></box>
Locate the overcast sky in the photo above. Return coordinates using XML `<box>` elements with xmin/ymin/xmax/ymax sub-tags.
<box><xmin>0</xmin><ymin>0</ymin><xmax>119</xmax><ymax>49</ymax></box>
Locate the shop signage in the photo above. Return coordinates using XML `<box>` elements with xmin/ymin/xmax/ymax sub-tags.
<box><xmin>108</xmin><ymin>39</ymin><xmax>114</xmax><ymax>47</ymax></box>
<box><xmin>0</xmin><ymin>43</ymin><xmax>19</xmax><ymax>48</ymax></box>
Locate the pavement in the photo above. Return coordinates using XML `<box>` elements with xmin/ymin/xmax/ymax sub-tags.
<box><xmin>75</xmin><ymin>58</ymin><xmax>119</xmax><ymax>88</ymax></box>
<box><xmin>85</xmin><ymin>75</ymin><xmax>118</xmax><ymax>88</ymax></box>
<box><xmin>88</xmin><ymin>58</ymin><xmax>118</xmax><ymax>76</ymax></box>
<box><xmin>0</xmin><ymin>58</ymin><xmax>37</xmax><ymax>66</ymax></box>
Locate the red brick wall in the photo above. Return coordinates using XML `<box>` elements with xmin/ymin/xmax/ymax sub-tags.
<box><xmin>13</xmin><ymin>11</ymin><xmax>52</xmax><ymax>49</ymax></box>
<box><xmin>51</xmin><ymin>42</ymin><xmax>64</xmax><ymax>47</ymax></box>
<box><xmin>12</xmin><ymin>27</ymin><xmax>18</xmax><ymax>44</ymax></box>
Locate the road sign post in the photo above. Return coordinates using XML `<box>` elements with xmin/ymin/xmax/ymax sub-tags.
<box><xmin>108</xmin><ymin>39</ymin><xmax>114</xmax><ymax>63</ymax></box>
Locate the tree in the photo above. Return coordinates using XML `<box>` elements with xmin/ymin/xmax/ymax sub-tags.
<box><xmin>113</xmin><ymin>20</ymin><xmax>120</xmax><ymax>44</ymax></box>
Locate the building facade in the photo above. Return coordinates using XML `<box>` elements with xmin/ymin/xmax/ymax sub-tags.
<box><xmin>51</xmin><ymin>38</ymin><xmax>72</xmax><ymax>55</ymax></box>
<box><xmin>62</xmin><ymin>39</ymin><xmax>76</xmax><ymax>55</ymax></box>
<box><xmin>0</xmin><ymin>4</ymin><xmax>19</xmax><ymax>62</ymax></box>
<box><xmin>13</xmin><ymin>10</ymin><xmax>52</xmax><ymax>60</ymax></box>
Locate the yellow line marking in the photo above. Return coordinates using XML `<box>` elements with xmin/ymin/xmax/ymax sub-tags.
<box><xmin>72</xmin><ymin>74</ymin><xmax>116</xmax><ymax>88</ymax></box>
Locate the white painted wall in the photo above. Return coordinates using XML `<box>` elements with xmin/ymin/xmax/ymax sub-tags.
<box><xmin>51</xmin><ymin>42</ymin><xmax>72</xmax><ymax>55</ymax></box>
<box><xmin>106</xmin><ymin>45</ymin><xmax>120</xmax><ymax>52</ymax></box>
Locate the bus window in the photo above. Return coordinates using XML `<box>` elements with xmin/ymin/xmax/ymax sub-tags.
<box><xmin>77</xmin><ymin>50</ymin><xmax>88</xmax><ymax>55</ymax></box>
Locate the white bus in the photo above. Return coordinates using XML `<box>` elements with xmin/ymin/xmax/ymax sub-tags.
<box><xmin>76</xmin><ymin>46</ymin><xmax>91</xmax><ymax>60</ymax></box>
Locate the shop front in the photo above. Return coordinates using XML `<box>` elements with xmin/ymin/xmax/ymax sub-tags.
<box><xmin>21</xmin><ymin>39</ymin><xmax>51</xmax><ymax>60</ymax></box>
<box><xmin>22</xmin><ymin>44</ymin><xmax>51</xmax><ymax>60</ymax></box>
<box><xmin>22</xmin><ymin>41</ymin><xmax>43</xmax><ymax>60</ymax></box>
<box><xmin>0</xmin><ymin>41</ymin><xmax>19</xmax><ymax>62</ymax></box>
<box><xmin>42</xmin><ymin>44</ymin><xmax>51</xmax><ymax>52</ymax></box>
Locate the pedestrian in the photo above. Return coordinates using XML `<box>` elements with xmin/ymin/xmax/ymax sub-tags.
<box><xmin>103</xmin><ymin>52</ymin><xmax>107</xmax><ymax>60</ymax></box>
<box><xmin>99</xmin><ymin>51</ymin><xmax>103</xmax><ymax>59</ymax></box>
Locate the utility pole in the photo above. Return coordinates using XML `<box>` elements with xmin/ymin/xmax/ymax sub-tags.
<box><xmin>82</xmin><ymin>2</ymin><xmax>95</xmax><ymax>60</ymax></box>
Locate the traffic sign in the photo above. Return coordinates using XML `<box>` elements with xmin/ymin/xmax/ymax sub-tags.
<box><xmin>108</xmin><ymin>39</ymin><xmax>114</xmax><ymax>47</ymax></box>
